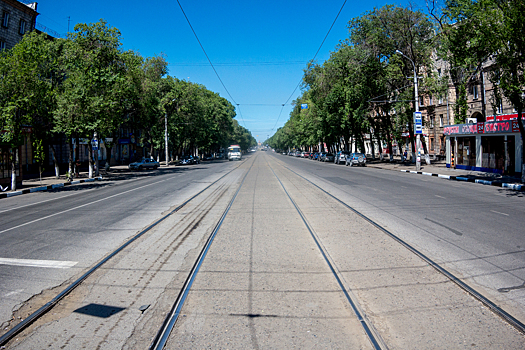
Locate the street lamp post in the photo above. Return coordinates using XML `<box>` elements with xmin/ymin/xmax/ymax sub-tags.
<box><xmin>165</xmin><ymin>99</ymin><xmax>176</xmax><ymax>167</ymax></box>
<box><xmin>396</xmin><ymin>50</ymin><xmax>421</xmax><ymax>171</ymax></box>
<box><xmin>165</xmin><ymin>112</ymin><xmax>169</xmax><ymax>166</ymax></box>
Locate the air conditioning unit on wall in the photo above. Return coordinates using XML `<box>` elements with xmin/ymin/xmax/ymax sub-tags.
<box><xmin>466</xmin><ymin>118</ymin><xmax>477</xmax><ymax>124</ymax></box>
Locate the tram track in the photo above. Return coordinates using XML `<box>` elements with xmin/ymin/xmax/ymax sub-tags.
<box><xmin>4</xmin><ymin>152</ymin><xmax>523</xmax><ymax>349</ymax></box>
<box><xmin>270</xmin><ymin>154</ymin><xmax>525</xmax><ymax>336</ymax></box>
<box><xmin>149</xmin><ymin>156</ymin><xmax>256</xmax><ymax>350</ymax></box>
<box><xmin>0</xmin><ymin>161</ymin><xmax>248</xmax><ymax>348</ymax></box>
<box><xmin>265</xmin><ymin>158</ymin><xmax>387</xmax><ymax>350</ymax></box>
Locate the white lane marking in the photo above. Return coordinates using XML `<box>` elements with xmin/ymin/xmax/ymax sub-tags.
<box><xmin>490</xmin><ymin>210</ymin><xmax>509</xmax><ymax>216</ymax></box>
<box><xmin>0</xmin><ymin>191</ymin><xmax>92</xmax><ymax>214</ymax></box>
<box><xmin>0</xmin><ymin>177</ymin><xmax>172</xmax><ymax>235</ymax></box>
<box><xmin>4</xmin><ymin>289</ymin><xmax>24</xmax><ymax>297</ymax></box>
<box><xmin>435</xmin><ymin>195</ymin><xmax>446</xmax><ymax>199</ymax></box>
<box><xmin>0</xmin><ymin>258</ymin><xmax>77</xmax><ymax>269</ymax></box>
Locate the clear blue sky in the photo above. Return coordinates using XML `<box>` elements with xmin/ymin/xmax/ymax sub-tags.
<box><xmin>33</xmin><ymin>0</ymin><xmax>418</xmax><ymax>143</ymax></box>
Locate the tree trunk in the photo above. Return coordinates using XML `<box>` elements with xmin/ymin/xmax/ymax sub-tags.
<box><xmin>75</xmin><ymin>134</ymin><xmax>80</xmax><ymax>176</ymax></box>
<box><xmin>10</xmin><ymin>148</ymin><xmax>17</xmax><ymax>191</ymax></box>
<box><xmin>88</xmin><ymin>140</ymin><xmax>93</xmax><ymax>178</ymax></box>
<box><xmin>68</xmin><ymin>136</ymin><xmax>73</xmax><ymax>175</ymax></box>
<box><xmin>50</xmin><ymin>144</ymin><xmax>60</xmax><ymax>178</ymax></box>
<box><xmin>517</xmin><ymin>104</ymin><xmax>525</xmax><ymax>183</ymax></box>
<box><xmin>421</xmin><ymin>137</ymin><xmax>431</xmax><ymax>165</ymax></box>
<box><xmin>408</xmin><ymin>121</ymin><xmax>416</xmax><ymax>163</ymax></box>
<box><xmin>105</xmin><ymin>142</ymin><xmax>113</xmax><ymax>171</ymax></box>
<box><xmin>95</xmin><ymin>135</ymin><xmax>100</xmax><ymax>177</ymax></box>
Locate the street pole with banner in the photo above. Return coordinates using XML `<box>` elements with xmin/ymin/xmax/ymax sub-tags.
<box><xmin>396</xmin><ymin>50</ymin><xmax>421</xmax><ymax>171</ymax></box>
<box><xmin>414</xmin><ymin>111</ymin><xmax>422</xmax><ymax>171</ymax></box>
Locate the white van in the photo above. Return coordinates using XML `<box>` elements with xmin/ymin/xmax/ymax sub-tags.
<box><xmin>228</xmin><ymin>145</ymin><xmax>242</xmax><ymax>161</ymax></box>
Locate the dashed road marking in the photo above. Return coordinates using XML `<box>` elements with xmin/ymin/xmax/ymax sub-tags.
<box><xmin>0</xmin><ymin>258</ymin><xmax>78</xmax><ymax>269</ymax></box>
<box><xmin>490</xmin><ymin>210</ymin><xmax>509</xmax><ymax>216</ymax></box>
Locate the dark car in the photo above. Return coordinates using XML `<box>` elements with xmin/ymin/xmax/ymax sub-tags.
<box><xmin>323</xmin><ymin>153</ymin><xmax>335</xmax><ymax>162</ymax></box>
<box><xmin>179</xmin><ymin>155</ymin><xmax>195</xmax><ymax>165</ymax></box>
<box><xmin>128</xmin><ymin>158</ymin><xmax>159</xmax><ymax>170</ymax></box>
<box><xmin>346</xmin><ymin>153</ymin><xmax>367</xmax><ymax>166</ymax></box>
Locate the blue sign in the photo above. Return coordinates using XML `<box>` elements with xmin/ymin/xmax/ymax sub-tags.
<box><xmin>414</xmin><ymin>112</ymin><xmax>422</xmax><ymax>134</ymax></box>
<box><xmin>301</xmin><ymin>104</ymin><xmax>308</xmax><ymax>109</ymax></box>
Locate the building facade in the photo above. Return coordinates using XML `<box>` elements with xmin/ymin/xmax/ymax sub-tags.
<box><xmin>419</xmin><ymin>53</ymin><xmax>522</xmax><ymax>175</ymax></box>
<box><xmin>0</xmin><ymin>0</ymin><xmax>37</xmax><ymax>50</ymax></box>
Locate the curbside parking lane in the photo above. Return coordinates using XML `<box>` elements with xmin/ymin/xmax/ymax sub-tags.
<box><xmin>0</xmin><ymin>177</ymin><xmax>103</xmax><ymax>199</ymax></box>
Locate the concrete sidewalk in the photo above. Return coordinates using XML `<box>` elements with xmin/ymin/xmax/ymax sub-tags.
<box><xmin>366</xmin><ymin>158</ymin><xmax>524</xmax><ymax>191</ymax></box>
<box><xmin>0</xmin><ymin>165</ymin><xmax>135</xmax><ymax>199</ymax></box>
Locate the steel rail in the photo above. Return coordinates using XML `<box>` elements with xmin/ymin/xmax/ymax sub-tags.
<box><xmin>266</xmin><ymin>160</ymin><xmax>386</xmax><ymax>350</ymax></box>
<box><xmin>0</xmin><ymin>162</ymin><xmax>245</xmax><ymax>347</ymax></box>
<box><xmin>149</xmin><ymin>156</ymin><xmax>256</xmax><ymax>350</ymax></box>
<box><xmin>275</xmin><ymin>155</ymin><xmax>525</xmax><ymax>335</ymax></box>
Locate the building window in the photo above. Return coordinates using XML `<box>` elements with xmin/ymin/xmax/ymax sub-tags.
<box><xmin>1</xmin><ymin>12</ymin><xmax>9</xmax><ymax>28</ymax></box>
<box><xmin>430</xmin><ymin>116</ymin><xmax>434</xmax><ymax>128</ymax></box>
<box><xmin>429</xmin><ymin>95</ymin><xmax>433</xmax><ymax>105</ymax></box>
<box><xmin>419</xmin><ymin>96</ymin><xmax>424</xmax><ymax>107</ymax></box>
<box><xmin>471</xmin><ymin>85</ymin><xmax>478</xmax><ymax>100</ymax></box>
<box><xmin>437</xmin><ymin>68</ymin><xmax>442</xmax><ymax>77</ymax></box>
<box><xmin>439</xmin><ymin>114</ymin><xmax>444</xmax><ymax>127</ymax></box>
<box><xmin>438</xmin><ymin>95</ymin><xmax>443</xmax><ymax>105</ymax></box>
<box><xmin>496</xmin><ymin>98</ymin><xmax>503</xmax><ymax>114</ymax></box>
<box><xmin>0</xmin><ymin>40</ymin><xmax>5</xmax><ymax>51</ymax></box>
<box><xmin>19</xmin><ymin>19</ymin><xmax>26</xmax><ymax>35</ymax></box>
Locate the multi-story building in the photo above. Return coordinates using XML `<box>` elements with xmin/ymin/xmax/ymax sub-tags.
<box><xmin>0</xmin><ymin>0</ymin><xmax>37</xmax><ymax>50</ymax></box>
<box><xmin>420</xmin><ymin>55</ymin><xmax>522</xmax><ymax>175</ymax></box>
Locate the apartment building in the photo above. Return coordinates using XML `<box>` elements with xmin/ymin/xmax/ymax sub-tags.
<box><xmin>0</xmin><ymin>0</ymin><xmax>37</xmax><ymax>50</ymax></box>
<box><xmin>421</xmin><ymin>55</ymin><xmax>522</xmax><ymax>175</ymax></box>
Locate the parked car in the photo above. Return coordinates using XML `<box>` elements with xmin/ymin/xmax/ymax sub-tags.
<box><xmin>346</xmin><ymin>153</ymin><xmax>367</xmax><ymax>166</ymax></box>
<box><xmin>335</xmin><ymin>151</ymin><xmax>350</xmax><ymax>165</ymax></box>
<box><xmin>128</xmin><ymin>158</ymin><xmax>159</xmax><ymax>170</ymax></box>
<box><xmin>323</xmin><ymin>153</ymin><xmax>335</xmax><ymax>162</ymax></box>
<box><xmin>303</xmin><ymin>152</ymin><xmax>311</xmax><ymax>158</ymax></box>
<box><xmin>179</xmin><ymin>155</ymin><xmax>195</xmax><ymax>165</ymax></box>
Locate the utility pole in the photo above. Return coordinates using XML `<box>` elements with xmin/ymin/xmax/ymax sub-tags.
<box><xmin>165</xmin><ymin>112</ymin><xmax>169</xmax><ymax>167</ymax></box>
<box><xmin>396</xmin><ymin>50</ymin><xmax>421</xmax><ymax>171</ymax></box>
<box><xmin>165</xmin><ymin>99</ymin><xmax>176</xmax><ymax>167</ymax></box>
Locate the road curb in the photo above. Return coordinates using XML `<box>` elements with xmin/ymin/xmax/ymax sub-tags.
<box><xmin>399</xmin><ymin>169</ymin><xmax>523</xmax><ymax>191</ymax></box>
<box><xmin>0</xmin><ymin>177</ymin><xmax>103</xmax><ymax>199</ymax></box>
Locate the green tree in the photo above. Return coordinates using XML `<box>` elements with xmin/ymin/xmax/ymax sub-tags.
<box><xmin>54</xmin><ymin>20</ymin><xmax>128</xmax><ymax>177</ymax></box>
<box><xmin>0</xmin><ymin>31</ymin><xmax>60</xmax><ymax>189</ymax></box>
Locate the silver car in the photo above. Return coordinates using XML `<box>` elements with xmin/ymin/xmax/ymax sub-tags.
<box><xmin>128</xmin><ymin>158</ymin><xmax>159</xmax><ymax>170</ymax></box>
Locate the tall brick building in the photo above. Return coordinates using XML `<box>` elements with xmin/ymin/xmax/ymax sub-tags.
<box><xmin>0</xmin><ymin>0</ymin><xmax>38</xmax><ymax>50</ymax></box>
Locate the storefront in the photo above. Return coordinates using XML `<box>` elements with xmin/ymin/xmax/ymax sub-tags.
<box><xmin>444</xmin><ymin>119</ymin><xmax>523</xmax><ymax>175</ymax></box>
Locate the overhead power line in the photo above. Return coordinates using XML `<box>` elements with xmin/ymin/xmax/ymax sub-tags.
<box><xmin>272</xmin><ymin>0</ymin><xmax>348</xmax><ymax>131</ymax></box>
<box><xmin>169</xmin><ymin>61</ymin><xmax>307</xmax><ymax>67</ymax></box>
<box><xmin>175</xmin><ymin>0</ymin><xmax>246</xmax><ymax>128</ymax></box>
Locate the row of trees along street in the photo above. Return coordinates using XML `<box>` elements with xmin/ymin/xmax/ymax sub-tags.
<box><xmin>266</xmin><ymin>0</ymin><xmax>525</xmax><ymax>180</ymax></box>
<box><xmin>0</xmin><ymin>20</ymin><xmax>256</xmax><ymax>190</ymax></box>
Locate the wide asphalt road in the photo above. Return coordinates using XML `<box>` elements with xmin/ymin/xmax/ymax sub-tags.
<box><xmin>269</xmin><ymin>151</ymin><xmax>525</xmax><ymax>324</ymax></box>
<box><xmin>0</xmin><ymin>158</ymin><xmax>243</xmax><ymax>328</ymax></box>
